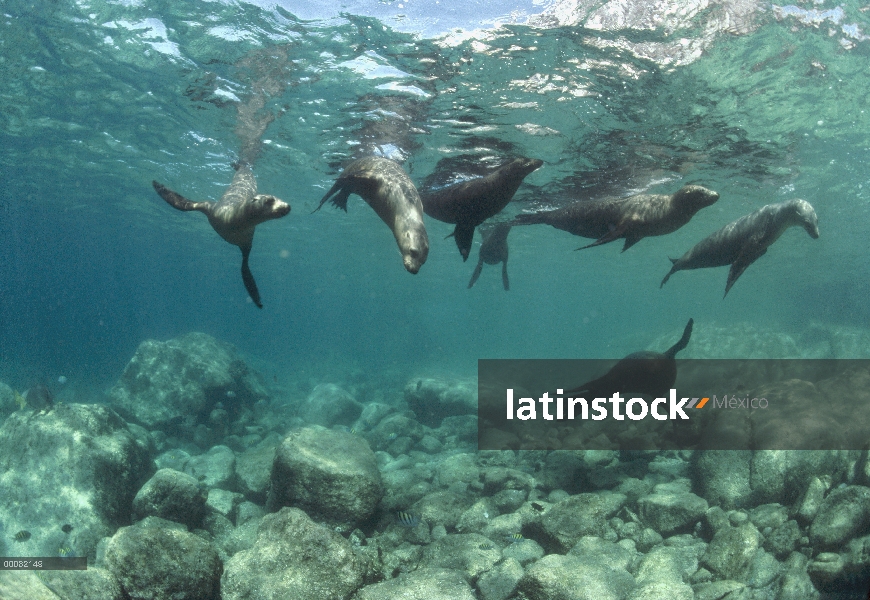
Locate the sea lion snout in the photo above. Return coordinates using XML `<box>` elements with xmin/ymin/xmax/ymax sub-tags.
<box><xmin>253</xmin><ymin>194</ymin><xmax>291</xmax><ymax>217</ymax></box>
<box><xmin>675</xmin><ymin>185</ymin><xmax>719</xmax><ymax>208</ymax></box>
<box><xmin>401</xmin><ymin>230</ymin><xmax>430</xmax><ymax>274</ymax></box>
<box><xmin>792</xmin><ymin>199</ymin><xmax>820</xmax><ymax>238</ymax></box>
<box><xmin>515</xmin><ymin>157</ymin><xmax>544</xmax><ymax>176</ymax></box>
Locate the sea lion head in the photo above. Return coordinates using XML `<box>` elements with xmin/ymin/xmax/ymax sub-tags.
<box><xmin>507</xmin><ymin>157</ymin><xmax>544</xmax><ymax>178</ymax></box>
<box><xmin>672</xmin><ymin>185</ymin><xmax>719</xmax><ymax>210</ymax></box>
<box><xmin>789</xmin><ymin>198</ymin><xmax>820</xmax><ymax>239</ymax></box>
<box><xmin>247</xmin><ymin>194</ymin><xmax>291</xmax><ymax>225</ymax></box>
<box><xmin>399</xmin><ymin>223</ymin><xmax>430</xmax><ymax>274</ymax></box>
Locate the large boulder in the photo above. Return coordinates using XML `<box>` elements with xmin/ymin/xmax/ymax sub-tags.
<box><xmin>103</xmin><ymin>517</ymin><xmax>222</xmax><ymax>600</ymax></box>
<box><xmin>297</xmin><ymin>383</ymin><xmax>363</xmax><ymax>427</ymax></box>
<box><xmin>109</xmin><ymin>332</ymin><xmax>268</xmax><ymax>431</ymax></box>
<box><xmin>0</xmin><ymin>404</ymin><xmax>152</xmax><ymax>559</ymax></box>
<box><xmin>404</xmin><ymin>378</ymin><xmax>476</xmax><ymax>427</ymax></box>
<box><xmin>222</xmin><ymin>507</ymin><xmax>365</xmax><ymax>600</ymax></box>
<box><xmin>132</xmin><ymin>468</ymin><xmax>207</xmax><ymax>528</ymax></box>
<box><xmin>269</xmin><ymin>427</ymin><xmax>382</xmax><ymax>526</ymax></box>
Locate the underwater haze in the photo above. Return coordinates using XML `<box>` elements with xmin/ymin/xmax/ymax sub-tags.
<box><xmin>4</xmin><ymin>0</ymin><xmax>870</xmax><ymax>598</ymax></box>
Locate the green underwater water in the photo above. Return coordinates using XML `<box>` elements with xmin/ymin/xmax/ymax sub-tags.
<box><xmin>2</xmin><ymin>1</ymin><xmax>869</xmax><ymax>385</ymax></box>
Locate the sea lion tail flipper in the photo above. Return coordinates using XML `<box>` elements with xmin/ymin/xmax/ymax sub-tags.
<box><xmin>468</xmin><ymin>259</ymin><xmax>484</xmax><ymax>289</ymax></box>
<box><xmin>501</xmin><ymin>261</ymin><xmax>510</xmax><ymax>291</ymax></box>
<box><xmin>152</xmin><ymin>181</ymin><xmax>210</xmax><ymax>214</ymax></box>
<box><xmin>452</xmin><ymin>222</ymin><xmax>476</xmax><ymax>262</ymax></box>
<box><xmin>240</xmin><ymin>245</ymin><xmax>263</xmax><ymax>309</ymax></box>
<box><xmin>312</xmin><ymin>181</ymin><xmax>351</xmax><ymax>214</ymax></box>
<box><xmin>660</xmin><ymin>260</ymin><xmax>679</xmax><ymax>288</ymax></box>
<box><xmin>664</xmin><ymin>318</ymin><xmax>694</xmax><ymax>359</ymax></box>
<box><xmin>621</xmin><ymin>235</ymin><xmax>642</xmax><ymax>252</ymax></box>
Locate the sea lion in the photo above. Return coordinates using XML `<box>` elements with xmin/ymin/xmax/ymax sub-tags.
<box><xmin>314</xmin><ymin>157</ymin><xmax>429</xmax><ymax>274</ymax></box>
<box><xmin>660</xmin><ymin>199</ymin><xmax>819</xmax><ymax>297</ymax></box>
<box><xmin>513</xmin><ymin>185</ymin><xmax>719</xmax><ymax>251</ymax></box>
<box><xmin>566</xmin><ymin>318</ymin><xmax>694</xmax><ymax>399</ymax></box>
<box><xmin>152</xmin><ymin>163</ymin><xmax>290</xmax><ymax>308</ymax></box>
<box><xmin>468</xmin><ymin>223</ymin><xmax>512</xmax><ymax>291</ymax></box>
<box><xmin>420</xmin><ymin>157</ymin><xmax>542</xmax><ymax>260</ymax></box>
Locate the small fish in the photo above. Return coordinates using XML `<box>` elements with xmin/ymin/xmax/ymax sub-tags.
<box><xmin>478</xmin><ymin>543</ymin><xmax>494</xmax><ymax>550</ymax></box>
<box><xmin>226</xmin><ymin>390</ymin><xmax>236</xmax><ymax>398</ymax></box>
<box><xmin>13</xmin><ymin>391</ymin><xmax>26</xmax><ymax>410</ymax></box>
<box><xmin>531</xmin><ymin>502</ymin><xmax>544</xmax><ymax>512</ymax></box>
<box><xmin>14</xmin><ymin>530</ymin><xmax>31</xmax><ymax>542</ymax></box>
<box><xmin>61</xmin><ymin>524</ymin><xmax>73</xmax><ymax>534</ymax></box>
<box><xmin>396</xmin><ymin>511</ymin><xmax>420</xmax><ymax>528</ymax></box>
<box><xmin>58</xmin><ymin>545</ymin><xmax>73</xmax><ymax>557</ymax></box>
<box><xmin>57</xmin><ymin>375</ymin><xmax>68</xmax><ymax>385</ymax></box>
<box><xmin>387</xmin><ymin>433</ymin><xmax>398</xmax><ymax>441</ymax></box>
<box><xmin>505</xmin><ymin>533</ymin><xmax>524</xmax><ymax>543</ymax></box>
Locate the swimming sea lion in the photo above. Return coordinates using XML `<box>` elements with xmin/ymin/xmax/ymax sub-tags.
<box><xmin>152</xmin><ymin>163</ymin><xmax>290</xmax><ymax>308</ymax></box>
<box><xmin>513</xmin><ymin>185</ymin><xmax>719</xmax><ymax>251</ymax></box>
<box><xmin>468</xmin><ymin>223</ymin><xmax>512</xmax><ymax>291</ymax></box>
<box><xmin>566</xmin><ymin>318</ymin><xmax>694</xmax><ymax>399</ymax></box>
<box><xmin>660</xmin><ymin>199</ymin><xmax>819</xmax><ymax>297</ymax></box>
<box><xmin>421</xmin><ymin>157</ymin><xmax>542</xmax><ymax>260</ymax></box>
<box><xmin>314</xmin><ymin>157</ymin><xmax>429</xmax><ymax>274</ymax></box>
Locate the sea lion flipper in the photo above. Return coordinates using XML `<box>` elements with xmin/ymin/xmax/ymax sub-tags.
<box><xmin>576</xmin><ymin>224</ymin><xmax>624</xmax><ymax>250</ymax></box>
<box><xmin>313</xmin><ymin>181</ymin><xmax>353</xmax><ymax>213</ymax></box>
<box><xmin>501</xmin><ymin>261</ymin><xmax>510</xmax><ymax>291</ymax></box>
<box><xmin>725</xmin><ymin>245</ymin><xmax>767</xmax><ymax>297</ymax></box>
<box><xmin>453</xmin><ymin>222</ymin><xmax>476</xmax><ymax>262</ymax></box>
<box><xmin>621</xmin><ymin>235</ymin><xmax>642</xmax><ymax>252</ymax></box>
<box><xmin>153</xmin><ymin>181</ymin><xmax>210</xmax><ymax>214</ymax></box>
<box><xmin>468</xmin><ymin>259</ymin><xmax>484</xmax><ymax>289</ymax></box>
<box><xmin>660</xmin><ymin>258</ymin><xmax>680</xmax><ymax>288</ymax></box>
<box><xmin>664</xmin><ymin>318</ymin><xmax>693</xmax><ymax>358</ymax></box>
<box><xmin>240</xmin><ymin>245</ymin><xmax>263</xmax><ymax>309</ymax></box>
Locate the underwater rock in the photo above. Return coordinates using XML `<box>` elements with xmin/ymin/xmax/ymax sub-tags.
<box><xmin>412</xmin><ymin>489</ymin><xmax>476</xmax><ymax>532</ymax></box>
<box><xmin>809</xmin><ymin>484</ymin><xmax>870</xmax><ymax>550</ymax></box>
<box><xmin>517</xmin><ymin>553</ymin><xmax>635</xmax><ymax>600</ymax></box>
<box><xmin>0</xmin><ymin>403</ymin><xmax>151</xmax><ymax>560</ymax></box>
<box><xmin>351</xmin><ymin>567</ymin><xmax>476</xmax><ymax>600</ymax></box>
<box><xmin>33</xmin><ymin>567</ymin><xmax>125</xmax><ymax>600</ymax></box>
<box><xmin>764</xmin><ymin>519</ymin><xmax>801</xmax><ymax>558</ymax></box>
<box><xmin>629</xmin><ymin>580</ymin><xmax>694</xmax><ymax>600</ymax></box>
<box><xmin>103</xmin><ymin>517</ymin><xmax>221</xmax><ymax>600</ymax></box>
<box><xmin>633</xmin><ymin>545</ymin><xmax>699</xmax><ymax>595</ymax></box>
<box><xmin>404</xmin><ymin>378</ymin><xmax>476</xmax><ymax>428</ymax></box>
<box><xmin>540</xmin><ymin>492</ymin><xmax>626</xmax><ymax>553</ymax></box>
<box><xmin>269</xmin><ymin>427</ymin><xmax>382</xmax><ymax>526</ymax></box>
<box><xmin>222</xmin><ymin>507</ymin><xmax>364</xmax><ymax>600</ymax></box>
<box><xmin>0</xmin><ymin>381</ymin><xmax>16</xmax><ymax>421</ymax></box>
<box><xmin>569</xmin><ymin>536</ymin><xmax>634</xmax><ymax>573</ymax></box>
<box><xmin>637</xmin><ymin>490</ymin><xmax>708</xmax><ymax>536</ymax></box>
<box><xmin>700</xmin><ymin>522</ymin><xmax>761</xmax><ymax>581</ymax></box>
<box><xmin>207</xmin><ymin>488</ymin><xmax>245</xmax><ymax>523</ymax></box>
<box><xmin>297</xmin><ymin>383</ymin><xmax>363</xmax><ymax>427</ymax></box>
<box><xmin>235</xmin><ymin>443</ymin><xmax>276</xmax><ymax>503</ymax></box>
<box><xmin>419</xmin><ymin>533</ymin><xmax>501</xmax><ymax>579</ymax></box>
<box><xmin>477</xmin><ymin>556</ymin><xmax>523</xmax><ymax>600</ymax></box>
<box><xmin>132</xmin><ymin>468</ymin><xmax>207</xmax><ymax>529</ymax></box>
<box><xmin>109</xmin><ymin>332</ymin><xmax>268</xmax><ymax>432</ymax></box>
<box><xmin>184</xmin><ymin>444</ymin><xmax>237</xmax><ymax>490</ymax></box>
<box><xmin>777</xmin><ymin>553</ymin><xmax>821</xmax><ymax>600</ymax></box>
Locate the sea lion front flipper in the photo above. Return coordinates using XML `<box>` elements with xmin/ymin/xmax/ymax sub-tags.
<box><xmin>501</xmin><ymin>260</ymin><xmax>510</xmax><ymax>291</ymax></box>
<box><xmin>468</xmin><ymin>258</ymin><xmax>485</xmax><ymax>289</ymax></box>
<box><xmin>452</xmin><ymin>222</ymin><xmax>476</xmax><ymax>262</ymax></box>
<box><xmin>240</xmin><ymin>245</ymin><xmax>263</xmax><ymax>309</ymax></box>
<box><xmin>621</xmin><ymin>234</ymin><xmax>642</xmax><ymax>252</ymax></box>
<box><xmin>575</xmin><ymin>224</ymin><xmax>625</xmax><ymax>250</ymax></box>
<box><xmin>152</xmin><ymin>181</ymin><xmax>211</xmax><ymax>214</ymax></box>
<box><xmin>724</xmin><ymin>244</ymin><xmax>767</xmax><ymax>297</ymax></box>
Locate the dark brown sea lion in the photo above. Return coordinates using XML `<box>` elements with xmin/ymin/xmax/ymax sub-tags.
<box><xmin>660</xmin><ymin>199</ymin><xmax>819</xmax><ymax>297</ymax></box>
<box><xmin>314</xmin><ymin>157</ymin><xmax>429</xmax><ymax>274</ymax></box>
<box><xmin>468</xmin><ymin>223</ymin><xmax>512</xmax><ymax>291</ymax></box>
<box><xmin>152</xmin><ymin>163</ymin><xmax>290</xmax><ymax>308</ymax></box>
<box><xmin>513</xmin><ymin>185</ymin><xmax>719</xmax><ymax>251</ymax></box>
<box><xmin>566</xmin><ymin>318</ymin><xmax>694</xmax><ymax>398</ymax></box>
<box><xmin>420</xmin><ymin>157</ymin><xmax>542</xmax><ymax>261</ymax></box>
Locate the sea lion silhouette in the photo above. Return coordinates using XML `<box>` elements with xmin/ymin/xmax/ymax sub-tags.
<box><xmin>567</xmin><ymin>318</ymin><xmax>694</xmax><ymax>398</ymax></box>
<box><xmin>468</xmin><ymin>223</ymin><xmax>512</xmax><ymax>291</ymax></box>
<box><xmin>661</xmin><ymin>199</ymin><xmax>819</xmax><ymax>297</ymax></box>
<box><xmin>514</xmin><ymin>185</ymin><xmax>719</xmax><ymax>252</ymax></box>
<box><xmin>152</xmin><ymin>163</ymin><xmax>290</xmax><ymax>308</ymax></box>
<box><xmin>421</xmin><ymin>157</ymin><xmax>542</xmax><ymax>261</ymax></box>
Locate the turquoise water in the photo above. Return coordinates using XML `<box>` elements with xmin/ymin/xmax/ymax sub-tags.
<box><xmin>1</xmin><ymin>1</ymin><xmax>869</xmax><ymax>384</ymax></box>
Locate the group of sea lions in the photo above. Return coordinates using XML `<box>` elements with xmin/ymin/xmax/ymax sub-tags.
<box><xmin>152</xmin><ymin>153</ymin><xmax>819</xmax><ymax>307</ymax></box>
